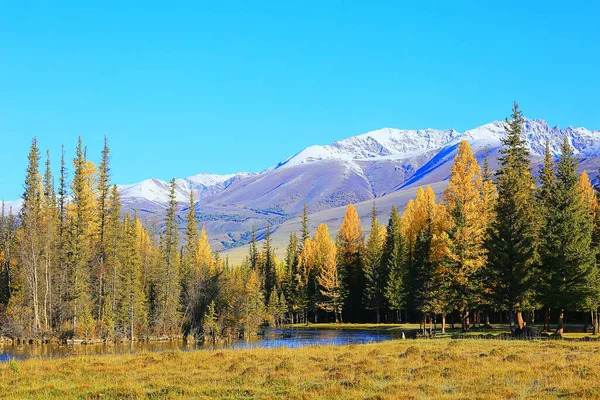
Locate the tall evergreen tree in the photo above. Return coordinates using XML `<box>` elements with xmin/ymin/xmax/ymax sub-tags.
<box><xmin>68</xmin><ymin>137</ymin><xmax>99</xmax><ymax>337</ymax></box>
<box><xmin>383</xmin><ymin>206</ymin><xmax>405</xmax><ymax>322</ymax></box>
<box><xmin>540</xmin><ymin>136</ymin><xmax>598</xmax><ymax>334</ymax></box>
<box><xmin>283</xmin><ymin>232</ymin><xmax>299</xmax><ymax>321</ymax></box>
<box><xmin>485</xmin><ymin>102</ymin><xmax>539</xmax><ymax>330</ymax></box>
<box><xmin>95</xmin><ymin>137</ymin><xmax>111</xmax><ymax>322</ymax></box>
<box><xmin>16</xmin><ymin>138</ymin><xmax>44</xmax><ymax>335</ymax></box>
<box><xmin>249</xmin><ymin>226</ymin><xmax>258</xmax><ymax>271</ymax></box>
<box><xmin>261</xmin><ymin>222</ymin><xmax>276</xmax><ymax>304</ymax></box>
<box><xmin>363</xmin><ymin>203</ymin><xmax>386</xmax><ymax>323</ymax></box>
<box><xmin>158</xmin><ymin>178</ymin><xmax>181</xmax><ymax>334</ymax></box>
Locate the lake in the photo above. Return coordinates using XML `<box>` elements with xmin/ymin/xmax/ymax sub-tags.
<box><xmin>0</xmin><ymin>328</ymin><xmax>403</xmax><ymax>361</ymax></box>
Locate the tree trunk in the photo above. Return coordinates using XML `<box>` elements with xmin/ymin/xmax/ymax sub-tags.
<box><xmin>544</xmin><ymin>307</ymin><xmax>551</xmax><ymax>332</ymax></box>
<box><xmin>441</xmin><ymin>314</ymin><xmax>446</xmax><ymax>334</ymax></box>
<box><xmin>429</xmin><ymin>315</ymin><xmax>433</xmax><ymax>336</ymax></box>
<box><xmin>557</xmin><ymin>309</ymin><xmax>564</xmax><ymax>336</ymax></box>
<box><xmin>460</xmin><ymin>309</ymin><xmax>469</xmax><ymax>332</ymax></box>
<box><xmin>516</xmin><ymin>311</ymin><xmax>525</xmax><ymax>329</ymax></box>
<box><xmin>376</xmin><ymin>308</ymin><xmax>380</xmax><ymax>324</ymax></box>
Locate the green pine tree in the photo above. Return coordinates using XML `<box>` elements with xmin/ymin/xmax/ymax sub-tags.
<box><xmin>540</xmin><ymin>136</ymin><xmax>598</xmax><ymax>335</ymax></box>
<box><xmin>363</xmin><ymin>203</ymin><xmax>385</xmax><ymax>323</ymax></box>
<box><xmin>485</xmin><ymin>102</ymin><xmax>540</xmax><ymax>330</ymax></box>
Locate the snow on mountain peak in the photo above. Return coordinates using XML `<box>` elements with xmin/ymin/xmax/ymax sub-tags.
<box><xmin>275</xmin><ymin>127</ymin><xmax>463</xmax><ymax>170</ymax></box>
<box><xmin>462</xmin><ymin>119</ymin><xmax>600</xmax><ymax>156</ymax></box>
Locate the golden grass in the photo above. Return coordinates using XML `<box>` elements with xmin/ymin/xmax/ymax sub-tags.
<box><xmin>2</xmin><ymin>339</ymin><xmax>600</xmax><ymax>399</ymax></box>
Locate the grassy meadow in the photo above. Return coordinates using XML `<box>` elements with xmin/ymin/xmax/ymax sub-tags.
<box><xmin>2</xmin><ymin>338</ymin><xmax>600</xmax><ymax>399</ymax></box>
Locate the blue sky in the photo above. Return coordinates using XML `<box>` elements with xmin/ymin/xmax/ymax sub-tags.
<box><xmin>1</xmin><ymin>1</ymin><xmax>599</xmax><ymax>200</ymax></box>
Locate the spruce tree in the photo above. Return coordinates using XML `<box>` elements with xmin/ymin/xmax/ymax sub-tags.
<box><xmin>96</xmin><ymin>137</ymin><xmax>111</xmax><ymax>322</ymax></box>
<box><xmin>261</xmin><ymin>222</ymin><xmax>276</xmax><ymax>304</ymax></box>
<box><xmin>283</xmin><ymin>232</ymin><xmax>299</xmax><ymax>321</ymax></box>
<box><xmin>363</xmin><ymin>203</ymin><xmax>385</xmax><ymax>323</ymax></box>
<box><xmin>540</xmin><ymin>136</ymin><xmax>598</xmax><ymax>334</ymax></box>
<box><xmin>485</xmin><ymin>102</ymin><xmax>538</xmax><ymax>330</ymax></box>
<box><xmin>383</xmin><ymin>206</ymin><xmax>405</xmax><ymax>322</ymax></box>
<box><xmin>17</xmin><ymin>138</ymin><xmax>44</xmax><ymax>334</ymax></box>
<box><xmin>158</xmin><ymin>178</ymin><xmax>181</xmax><ymax>334</ymax></box>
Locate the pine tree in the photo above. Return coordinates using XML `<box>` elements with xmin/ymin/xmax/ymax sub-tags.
<box><xmin>56</xmin><ymin>144</ymin><xmax>69</xmax><ymax>327</ymax></box>
<box><xmin>336</xmin><ymin>204</ymin><xmax>365</xmax><ymax>322</ymax></box>
<box><xmin>95</xmin><ymin>137</ymin><xmax>111</xmax><ymax>322</ymax></box>
<box><xmin>120</xmin><ymin>214</ymin><xmax>147</xmax><ymax>340</ymax></box>
<box><xmin>283</xmin><ymin>232</ymin><xmax>299</xmax><ymax>321</ymax></box>
<box><xmin>383</xmin><ymin>206</ymin><xmax>405</xmax><ymax>322</ymax></box>
<box><xmin>261</xmin><ymin>223</ymin><xmax>276</xmax><ymax>304</ymax></box>
<box><xmin>411</xmin><ymin>187</ymin><xmax>439</xmax><ymax>333</ymax></box>
<box><xmin>68</xmin><ymin>137</ymin><xmax>99</xmax><ymax>337</ymax></box>
<box><xmin>541</xmin><ymin>136</ymin><xmax>598</xmax><ymax>334</ymax></box>
<box><xmin>41</xmin><ymin>150</ymin><xmax>58</xmax><ymax>331</ymax></box>
<box><xmin>158</xmin><ymin>178</ymin><xmax>181</xmax><ymax>335</ymax></box>
<box><xmin>16</xmin><ymin>138</ymin><xmax>44</xmax><ymax>335</ymax></box>
<box><xmin>300</xmin><ymin>203</ymin><xmax>310</xmax><ymax>249</ymax></box>
<box><xmin>181</xmin><ymin>191</ymin><xmax>199</xmax><ymax>311</ymax></box>
<box><xmin>485</xmin><ymin>102</ymin><xmax>539</xmax><ymax>331</ymax></box>
<box><xmin>202</xmin><ymin>300</ymin><xmax>220</xmax><ymax>343</ymax></box>
<box><xmin>363</xmin><ymin>203</ymin><xmax>385</xmax><ymax>323</ymax></box>
<box><xmin>441</xmin><ymin>140</ymin><xmax>487</xmax><ymax>331</ymax></box>
<box><xmin>316</xmin><ymin>228</ymin><xmax>343</xmax><ymax>322</ymax></box>
<box><xmin>243</xmin><ymin>268</ymin><xmax>264</xmax><ymax>338</ymax></box>
<box><xmin>249</xmin><ymin>226</ymin><xmax>258</xmax><ymax>271</ymax></box>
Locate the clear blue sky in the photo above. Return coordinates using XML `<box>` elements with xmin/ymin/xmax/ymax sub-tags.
<box><xmin>1</xmin><ymin>1</ymin><xmax>598</xmax><ymax>200</ymax></box>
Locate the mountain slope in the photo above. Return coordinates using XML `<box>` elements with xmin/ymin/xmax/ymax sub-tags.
<box><xmin>4</xmin><ymin>119</ymin><xmax>599</xmax><ymax>252</ymax></box>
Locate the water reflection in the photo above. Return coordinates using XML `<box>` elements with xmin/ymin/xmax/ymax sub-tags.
<box><xmin>0</xmin><ymin>329</ymin><xmax>401</xmax><ymax>361</ymax></box>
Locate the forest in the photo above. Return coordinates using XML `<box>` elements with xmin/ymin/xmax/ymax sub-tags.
<box><xmin>1</xmin><ymin>103</ymin><xmax>599</xmax><ymax>342</ymax></box>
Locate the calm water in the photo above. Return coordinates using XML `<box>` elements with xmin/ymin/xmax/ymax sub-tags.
<box><xmin>0</xmin><ymin>329</ymin><xmax>402</xmax><ymax>361</ymax></box>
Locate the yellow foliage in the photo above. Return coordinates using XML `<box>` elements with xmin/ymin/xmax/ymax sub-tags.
<box><xmin>578</xmin><ymin>171</ymin><xmax>597</xmax><ymax>216</ymax></box>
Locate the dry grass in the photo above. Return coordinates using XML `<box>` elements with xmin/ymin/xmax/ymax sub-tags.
<box><xmin>2</xmin><ymin>339</ymin><xmax>600</xmax><ymax>399</ymax></box>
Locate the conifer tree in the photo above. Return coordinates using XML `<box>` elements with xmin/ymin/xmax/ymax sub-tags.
<box><xmin>283</xmin><ymin>232</ymin><xmax>299</xmax><ymax>321</ymax></box>
<box><xmin>261</xmin><ymin>222</ymin><xmax>277</xmax><ymax>304</ymax></box>
<box><xmin>249</xmin><ymin>226</ymin><xmax>258</xmax><ymax>271</ymax></box>
<box><xmin>158</xmin><ymin>178</ymin><xmax>181</xmax><ymax>334</ymax></box>
<box><xmin>95</xmin><ymin>137</ymin><xmax>111</xmax><ymax>322</ymax></box>
<box><xmin>315</xmin><ymin>226</ymin><xmax>343</xmax><ymax>322</ymax></box>
<box><xmin>243</xmin><ymin>268</ymin><xmax>264</xmax><ymax>338</ymax></box>
<box><xmin>541</xmin><ymin>137</ymin><xmax>598</xmax><ymax>334</ymax></box>
<box><xmin>16</xmin><ymin>138</ymin><xmax>44</xmax><ymax>335</ymax></box>
<box><xmin>363</xmin><ymin>203</ymin><xmax>385</xmax><ymax>322</ymax></box>
<box><xmin>336</xmin><ymin>204</ymin><xmax>365</xmax><ymax>322</ymax></box>
<box><xmin>300</xmin><ymin>203</ymin><xmax>310</xmax><ymax>249</ymax></box>
<box><xmin>485</xmin><ymin>102</ymin><xmax>538</xmax><ymax>330</ymax></box>
<box><xmin>383</xmin><ymin>206</ymin><xmax>405</xmax><ymax>322</ymax></box>
<box><xmin>181</xmin><ymin>191</ymin><xmax>199</xmax><ymax>310</ymax></box>
<box><xmin>41</xmin><ymin>150</ymin><xmax>58</xmax><ymax>331</ymax></box>
<box><xmin>68</xmin><ymin>137</ymin><xmax>99</xmax><ymax>337</ymax></box>
<box><xmin>441</xmin><ymin>140</ymin><xmax>487</xmax><ymax>331</ymax></box>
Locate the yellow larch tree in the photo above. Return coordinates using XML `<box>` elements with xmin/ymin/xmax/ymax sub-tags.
<box><xmin>441</xmin><ymin>140</ymin><xmax>487</xmax><ymax>331</ymax></box>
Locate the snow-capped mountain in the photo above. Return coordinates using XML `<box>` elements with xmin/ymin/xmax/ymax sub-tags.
<box><xmin>3</xmin><ymin>118</ymin><xmax>599</xmax><ymax>252</ymax></box>
<box><xmin>117</xmin><ymin>172</ymin><xmax>254</xmax><ymax>206</ymax></box>
<box><xmin>273</xmin><ymin>128</ymin><xmax>462</xmax><ymax>170</ymax></box>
